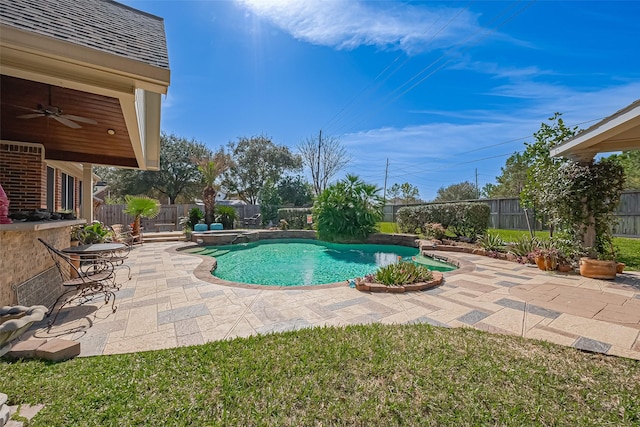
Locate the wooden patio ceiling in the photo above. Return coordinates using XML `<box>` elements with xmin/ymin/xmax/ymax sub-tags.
<box><xmin>0</xmin><ymin>74</ymin><xmax>138</xmax><ymax>167</ymax></box>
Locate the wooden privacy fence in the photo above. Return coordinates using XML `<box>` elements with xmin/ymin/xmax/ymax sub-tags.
<box><xmin>95</xmin><ymin>203</ymin><xmax>261</xmax><ymax>231</ymax></box>
<box><xmin>388</xmin><ymin>191</ymin><xmax>640</xmax><ymax>237</ymax></box>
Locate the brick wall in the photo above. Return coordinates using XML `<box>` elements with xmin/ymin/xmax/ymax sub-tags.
<box><xmin>0</xmin><ymin>143</ymin><xmax>46</xmax><ymax>211</ymax></box>
<box><xmin>0</xmin><ymin>226</ymin><xmax>71</xmax><ymax>306</ymax></box>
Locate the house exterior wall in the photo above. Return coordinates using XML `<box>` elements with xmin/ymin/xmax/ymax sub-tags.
<box><xmin>0</xmin><ymin>142</ymin><xmax>46</xmax><ymax>211</ymax></box>
<box><xmin>0</xmin><ymin>225</ymin><xmax>72</xmax><ymax>306</ymax></box>
<box><xmin>0</xmin><ymin>142</ymin><xmax>81</xmax><ymax>215</ymax></box>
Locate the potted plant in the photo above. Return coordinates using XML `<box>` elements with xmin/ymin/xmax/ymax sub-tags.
<box><xmin>179</xmin><ymin>216</ymin><xmax>192</xmax><ymax>241</ymax></box>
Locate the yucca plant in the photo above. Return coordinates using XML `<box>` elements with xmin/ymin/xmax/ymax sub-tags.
<box><xmin>373</xmin><ymin>261</ymin><xmax>433</xmax><ymax>286</ymax></box>
<box><xmin>123</xmin><ymin>195</ymin><xmax>160</xmax><ymax>237</ymax></box>
<box><xmin>478</xmin><ymin>232</ymin><xmax>506</xmax><ymax>252</ymax></box>
<box><xmin>508</xmin><ymin>235</ymin><xmax>540</xmax><ymax>257</ymax></box>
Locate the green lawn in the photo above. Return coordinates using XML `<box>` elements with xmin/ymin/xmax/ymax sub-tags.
<box><xmin>378</xmin><ymin>223</ymin><xmax>640</xmax><ymax>270</ymax></box>
<box><xmin>377</xmin><ymin>221</ymin><xmax>399</xmax><ymax>233</ymax></box>
<box><xmin>2</xmin><ymin>324</ymin><xmax>639</xmax><ymax>426</ymax></box>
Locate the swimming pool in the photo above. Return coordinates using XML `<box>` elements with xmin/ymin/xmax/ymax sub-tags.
<box><xmin>193</xmin><ymin>239</ymin><xmax>456</xmax><ymax>287</ymax></box>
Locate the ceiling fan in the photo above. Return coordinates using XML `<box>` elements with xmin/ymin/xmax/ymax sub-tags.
<box><xmin>16</xmin><ymin>86</ymin><xmax>98</xmax><ymax>129</ymax></box>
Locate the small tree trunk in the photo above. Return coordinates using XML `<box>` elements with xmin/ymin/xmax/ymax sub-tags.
<box><xmin>132</xmin><ymin>215</ymin><xmax>141</xmax><ymax>237</ymax></box>
<box><xmin>203</xmin><ymin>186</ymin><xmax>217</xmax><ymax>226</ymax></box>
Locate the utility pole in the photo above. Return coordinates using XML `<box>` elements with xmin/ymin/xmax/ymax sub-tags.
<box><xmin>383</xmin><ymin>158</ymin><xmax>389</xmax><ymax>203</ymax></box>
<box><xmin>316</xmin><ymin>129</ymin><xmax>322</xmax><ymax>194</ymax></box>
<box><xmin>475</xmin><ymin>168</ymin><xmax>479</xmax><ymax>199</ymax></box>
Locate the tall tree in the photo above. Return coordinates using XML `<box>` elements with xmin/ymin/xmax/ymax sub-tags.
<box><xmin>277</xmin><ymin>175</ymin><xmax>313</xmax><ymax>207</ymax></box>
<box><xmin>95</xmin><ymin>132</ymin><xmax>211</xmax><ymax>203</ymax></box>
<box><xmin>387</xmin><ymin>182</ymin><xmax>420</xmax><ymax>204</ymax></box>
<box><xmin>482</xmin><ymin>152</ymin><xmax>528</xmax><ymax>198</ymax></box>
<box><xmin>607</xmin><ymin>150</ymin><xmax>640</xmax><ymax>190</ymax></box>
<box><xmin>223</xmin><ymin>135</ymin><xmax>303</xmax><ymax>204</ymax></box>
<box><xmin>298</xmin><ymin>133</ymin><xmax>351</xmax><ymax>195</ymax></box>
<box><xmin>520</xmin><ymin>113</ymin><xmax>578</xmax><ymax>219</ymax></box>
<box><xmin>196</xmin><ymin>148</ymin><xmax>232</xmax><ymax>226</ymax></box>
<box><xmin>434</xmin><ymin>181</ymin><xmax>478</xmax><ymax>202</ymax></box>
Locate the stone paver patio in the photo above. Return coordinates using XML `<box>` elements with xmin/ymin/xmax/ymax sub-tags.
<box><xmin>19</xmin><ymin>241</ymin><xmax>640</xmax><ymax>360</ymax></box>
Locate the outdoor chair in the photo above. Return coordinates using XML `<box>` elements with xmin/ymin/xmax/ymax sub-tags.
<box><xmin>109</xmin><ymin>224</ymin><xmax>135</xmax><ymax>245</ymax></box>
<box><xmin>243</xmin><ymin>213</ymin><xmax>261</xmax><ymax>228</ymax></box>
<box><xmin>38</xmin><ymin>238</ymin><xmax>119</xmax><ymax>329</ymax></box>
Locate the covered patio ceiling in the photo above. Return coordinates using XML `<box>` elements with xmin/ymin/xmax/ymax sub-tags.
<box><xmin>1</xmin><ymin>75</ymin><xmax>137</xmax><ymax>167</ymax></box>
<box><xmin>551</xmin><ymin>99</ymin><xmax>640</xmax><ymax>162</ymax></box>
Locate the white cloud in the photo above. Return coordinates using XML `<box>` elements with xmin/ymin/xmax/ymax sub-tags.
<box><xmin>235</xmin><ymin>0</ymin><xmax>482</xmax><ymax>53</ymax></box>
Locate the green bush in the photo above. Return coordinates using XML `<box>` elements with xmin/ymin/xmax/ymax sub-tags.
<box><xmin>370</xmin><ymin>261</ymin><xmax>434</xmax><ymax>286</ymax></box>
<box><xmin>189</xmin><ymin>207</ymin><xmax>204</xmax><ymax>229</ymax></box>
<box><xmin>314</xmin><ymin>175</ymin><xmax>383</xmax><ymax>242</ymax></box>
<box><xmin>278</xmin><ymin>208</ymin><xmax>313</xmax><ymax>230</ymax></box>
<box><xmin>397</xmin><ymin>202</ymin><xmax>490</xmax><ymax>240</ymax></box>
<box><xmin>396</xmin><ymin>204</ymin><xmax>456</xmax><ymax>234</ymax></box>
<box><xmin>215</xmin><ymin>205</ymin><xmax>237</xmax><ymax>229</ymax></box>
<box><xmin>75</xmin><ymin>222</ymin><xmax>114</xmax><ymax>244</ymax></box>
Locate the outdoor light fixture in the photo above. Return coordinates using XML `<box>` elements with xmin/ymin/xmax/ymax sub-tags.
<box><xmin>107</xmin><ymin>129</ymin><xmax>116</xmax><ymax>135</ymax></box>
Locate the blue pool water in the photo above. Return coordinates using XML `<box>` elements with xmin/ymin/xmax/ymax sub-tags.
<box><xmin>193</xmin><ymin>239</ymin><xmax>456</xmax><ymax>286</ymax></box>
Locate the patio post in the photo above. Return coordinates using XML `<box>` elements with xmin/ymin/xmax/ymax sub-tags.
<box><xmin>82</xmin><ymin>163</ymin><xmax>94</xmax><ymax>221</ymax></box>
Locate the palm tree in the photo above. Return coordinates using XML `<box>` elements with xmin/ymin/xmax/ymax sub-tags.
<box><xmin>123</xmin><ymin>195</ymin><xmax>160</xmax><ymax>237</ymax></box>
<box><xmin>197</xmin><ymin>149</ymin><xmax>231</xmax><ymax>226</ymax></box>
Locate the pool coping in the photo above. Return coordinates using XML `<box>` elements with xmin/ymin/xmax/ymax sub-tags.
<box><xmin>173</xmin><ymin>240</ymin><xmax>475</xmax><ymax>290</ymax></box>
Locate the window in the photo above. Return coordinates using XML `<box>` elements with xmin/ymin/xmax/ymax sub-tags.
<box><xmin>46</xmin><ymin>166</ymin><xmax>55</xmax><ymax>211</ymax></box>
<box><xmin>61</xmin><ymin>173</ymin><xmax>75</xmax><ymax>211</ymax></box>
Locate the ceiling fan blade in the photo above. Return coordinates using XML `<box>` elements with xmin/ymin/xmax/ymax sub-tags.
<box><xmin>61</xmin><ymin>114</ymin><xmax>97</xmax><ymax>124</ymax></box>
<box><xmin>14</xmin><ymin>105</ymin><xmax>44</xmax><ymax>113</ymax></box>
<box><xmin>53</xmin><ymin>116</ymin><xmax>82</xmax><ymax>129</ymax></box>
<box><xmin>17</xmin><ymin>113</ymin><xmax>45</xmax><ymax>119</ymax></box>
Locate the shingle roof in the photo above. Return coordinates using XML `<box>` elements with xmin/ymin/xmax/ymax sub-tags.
<box><xmin>0</xmin><ymin>0</ymin><xmax>169</xmax><ymax>70</ymax></box>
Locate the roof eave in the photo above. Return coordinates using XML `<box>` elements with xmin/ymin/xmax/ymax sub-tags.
<box><xmin>551</xmin><ymin>99</ymin><xmax>640</xmax><ymax>161</ymax></box>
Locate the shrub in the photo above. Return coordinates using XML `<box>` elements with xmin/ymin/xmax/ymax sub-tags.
<box><xmin>397</xmin><ymin>202</ymin><xmax>490</xmax><ymax>240</ymax></box>
<box><xmin>278</xmin><ymin>208</ymin><xmax>313</xmax><ymax>230</ymax></box>
<box><xmin>215</xmin><ymin>205</ymin><xmax>237</xmax><ymax>229</ymax></box>
<box><xmin>313</xmin><ymin>175</ymin><xmax>383</xmax><ymax>242</ymax></box>
<box><xmin>424</xmin><ymin>223</ymin><xmax>446</xmax><ymax>240</ymax></box>
<box><xmin>371</xmin><ymin>261</ymin><xmax>433</xmax><ymax>286</ymax></box>
<box><xmin>188</xmin><ymin>207</ymin><xmax>204</xmax><ymax>229</ymax></box>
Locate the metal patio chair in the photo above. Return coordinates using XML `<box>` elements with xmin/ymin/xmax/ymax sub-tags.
<box><xmin>38</xmin><ymin>238</ymin><xmax>119</xmax><ymax>329</ymax></box>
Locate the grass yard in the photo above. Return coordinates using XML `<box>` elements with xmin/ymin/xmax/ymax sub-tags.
<box><xmin>2</xmin><ymin>324</ymin><xmax>639</xmax><ymax>426</ymax></box>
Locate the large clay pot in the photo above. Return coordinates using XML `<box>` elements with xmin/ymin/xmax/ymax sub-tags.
<box><xmin>579</xmin><ymin>257</ymin><xmax>617</xmax><ymax>280</ymax></box>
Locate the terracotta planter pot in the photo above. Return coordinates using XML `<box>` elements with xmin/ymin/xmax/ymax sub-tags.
<box><xmin>616</xmin><ymin>262</ymin><xmax>625</xmax><ymax>274</ymax></box>
<box><xmin>557</xmin><ymin>264</ymin><xmax>573</xmax><ymax>273</ymax></box>
<box><xmin>579</xmin><ymin>257</ymin><xmax>617</xmax><ymax>280</ymax></box>
<box><xmin>544</xmin><ymin>257</ymin><xmax>557</xmax><ymax>271</ymax></box>
<box><xmin>535</xmin><ymin>256</ymin><xmax>547</xmax><ymax>270</ymax></box>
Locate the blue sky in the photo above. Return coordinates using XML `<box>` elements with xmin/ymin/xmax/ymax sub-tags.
<box><xmin>122</xmin><ymin>0</ymin><xmax>640</xmax><ymax>201</ymax></box>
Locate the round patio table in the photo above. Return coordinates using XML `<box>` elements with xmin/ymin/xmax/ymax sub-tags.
<box><xmin>62</xmin><ymin>243</ymin><xmax>126</xmax><ymax>255</ymax></box>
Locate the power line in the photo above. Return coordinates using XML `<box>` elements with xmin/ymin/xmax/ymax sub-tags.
<box><xmin>323</xmin><ymin>1</ymin><xmax>475</xmax><ymax>135</ymax></box>
<box><xmin>330</xmin><ymin>0</ymin><xmax>536</xmax><ymax>136</ymax></box>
